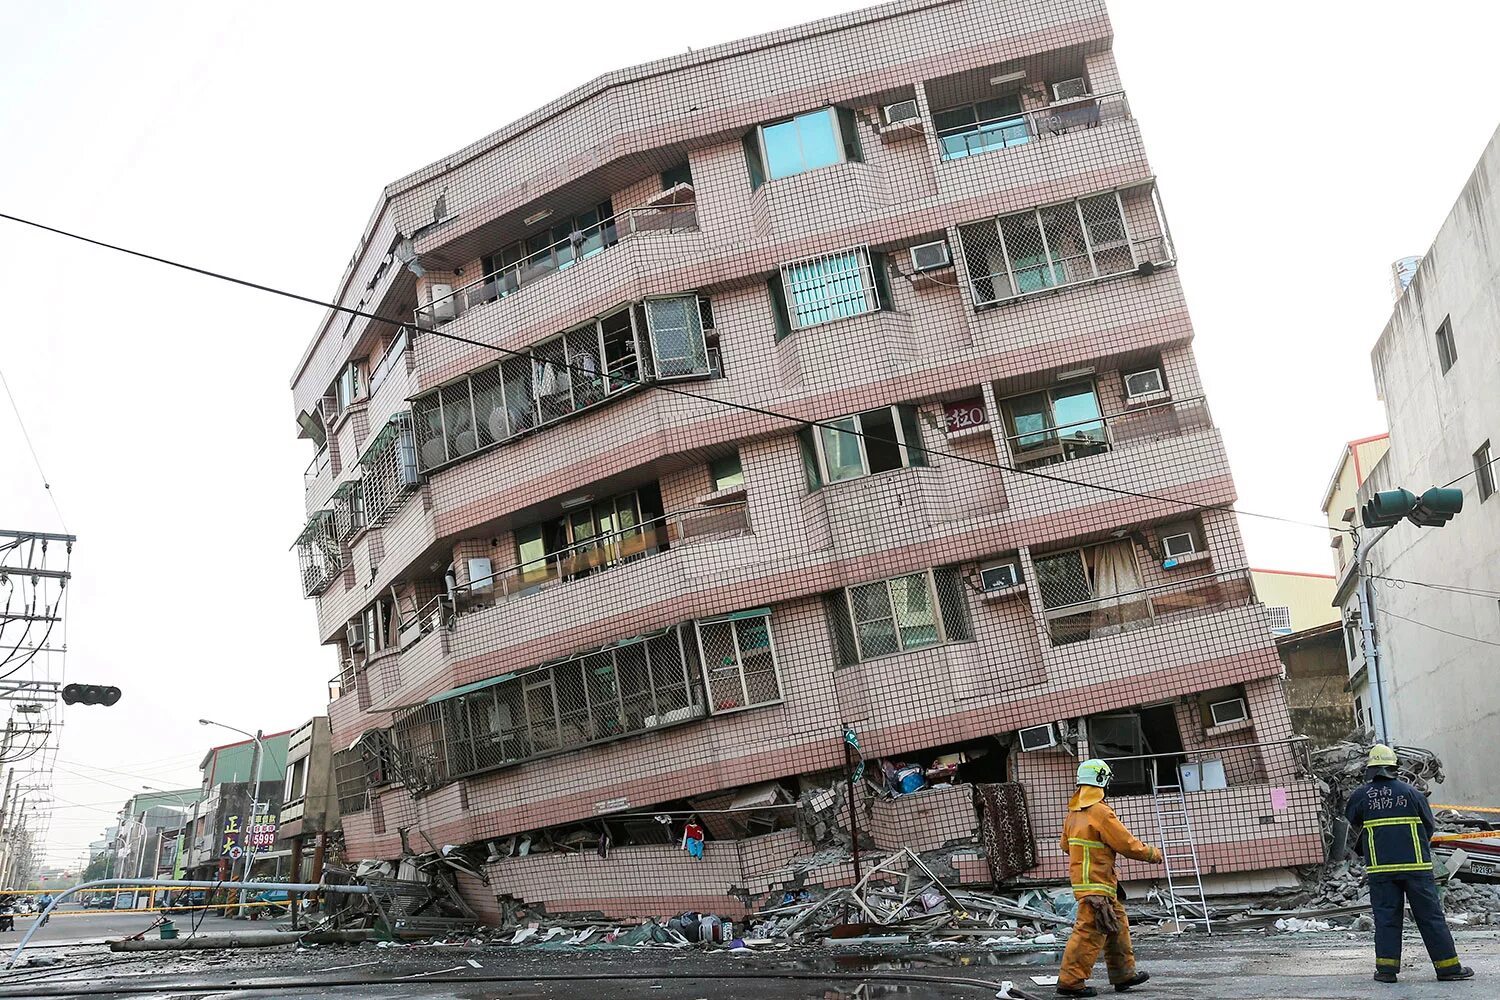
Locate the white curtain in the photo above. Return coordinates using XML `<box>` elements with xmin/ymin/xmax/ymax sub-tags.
<box><xmin>1090</xmin><ymin>540</ymin><xmax>1151</xmax><ymax>637</ymax></box>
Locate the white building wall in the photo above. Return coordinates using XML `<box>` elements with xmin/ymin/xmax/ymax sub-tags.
<box><xmin>1358</xmin><ymin>124</ymin><xmax>1500</xmax><ymax>806</ymax></box>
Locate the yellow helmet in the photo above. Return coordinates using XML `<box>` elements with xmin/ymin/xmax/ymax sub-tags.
<box><xmin>1367</xmin><ymin>744</ymin><xmax>1399</xmax><ymax>769</ymax></box>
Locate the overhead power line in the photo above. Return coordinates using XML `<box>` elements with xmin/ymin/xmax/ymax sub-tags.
<box><xmin>1373</xmin><ymin>574</ymin><xmax>1500</xmax><ymax>601</ymax></box>
<box><xmin>0</xmin><ymin>365</ymin><xmax>67</xmax><ymax>532</ymax></box>
<box><xmin>1377</xmin><ymin>606</ymin><xmax>1500</xmax><ymax>649</ymax></box>
<box><xmin>1443</xmin><ymin>452</ymin><xmax>1499</xmax><ymax>489</ymax></box>
<box><xmin>0</xmin><ymin>210</ymin><xmax>1344</xmax><ymax>536</ymax></box>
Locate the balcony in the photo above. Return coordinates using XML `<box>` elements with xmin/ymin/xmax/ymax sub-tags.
<box><xmin>295</xmin><ymin>510</ymin><xmax>342</xmax><ymax>598</ymax></box>
<box><xmin>303</xmin><ymin>445</ymin><xmax>335</xmax><ymax>513</ymax></box>
<box><xmin>1040</xmin><ymin>566</ymin><xmax>1257</xmax><ymax>647</ymax></box>
<box><xmin>957</xmin><ymin>181</ymin><xmax>1174</xmax><ymax>308</ymax></box>
<box><xmin>414</xmin><ymin>203</ymin><xmax>700</xmax><ymax>330</ymax></box>
<box><xmin>453</xmin><ymin>502</ymin><xmax>750</xmax><ymax>616</ymax></box>
<box><xmin>365</xmin><ymin>327</ymin><xmax>412</xmax><ymax>433</ymax></box>
<box><xmin>1002</xmin><ymin>394</ymin><xmax>1212</xmax><ymax>471</ymax></box>
<box><xmin>935</xmin><ymin>90</ymin><xmax>1131</xmax><ymax>162</ymax></box>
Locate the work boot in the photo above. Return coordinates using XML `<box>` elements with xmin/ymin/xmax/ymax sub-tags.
<box><xmin>1374</xmin><ymin>971</ymin><xmax>1398</xmax><ymax>984</ymax></box>
<box><xmin>1437</xmin><ymin>965</ymin><xmax>1475</xmax><ymax>981</ymax></box>
<box><xmin>1056</xmin><ymin>987</ymin><xmax>1098</xmax><ymax>998</ymax></box>
<box><xmin>1113</xmin><ymin>971</ymin><xmax>1150</xmax><ymax>992</ymax></box>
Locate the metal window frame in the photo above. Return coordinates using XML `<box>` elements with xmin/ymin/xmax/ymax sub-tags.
<box><xmin>1474</xmin><ymin>440</ymin><xmax>1494</xmax><ymax>501</ymax></box>
<box><xmin>757</xmin><ymin>106</ymin><xmax>852</xmax><ymax>182</ymax></box>
<box><xmin>843</xmin><ymin>569</ymin><xmax>946</xmax><ymax>662</ymax></box>
<box><xmin>693</xmin><ymin>609</ymin><xmax>783</xmax><ymax>714</ymax></box>
<box><xmin>810</xmin><ymin>404</ymin><xmax>919</xmax><ymax>483</ymax></box>
<box><xmin>642</xmin><ymin>294</ymin><xmax>711</xmax><ymax>380</ymax></box>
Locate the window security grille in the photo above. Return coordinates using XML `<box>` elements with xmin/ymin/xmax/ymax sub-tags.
<box><xmin>958</xmin><ymin>182</ymin><xmax>1172</xmax><ymax>306</ymax></box>
<box><xmin>331</xmin><ymin>480</ymin><xmax>365</xmax><ymax>542</ymax></box>
<box><xmin>359</xmin><ymin>411</ymin><xmax>419</xmax><ymax>526</ymax></box>
<box><xmin>1266</xmin><ymin>605</ymin><xmax>1293</xmax><ymax>633</ymax></box>
<box><xmin>780</xmin><ymin>246</ymin><xmax>879</xmax><ymax>329</ymax></box>
<box><xmin>827</xmin><ymin>567</ymin><xmax>972</xmax><ymax>664</ymax></box>
<box><xmin>296</xmin><ymin>510</ymin><xmax>342</xmax><ymax>598</ymax></box>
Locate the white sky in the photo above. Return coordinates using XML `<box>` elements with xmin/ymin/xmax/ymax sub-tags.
<box><xmin>2</xmin><ymin>1</ymin><xmax>1496</xmax><ymax>864</ymax></box>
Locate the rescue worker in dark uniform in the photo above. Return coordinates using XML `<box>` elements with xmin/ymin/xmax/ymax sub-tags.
<box><xmin>1345</xmin><ymin>744</ymin><xmax>1475</xmax><ymax>985</ymax></box>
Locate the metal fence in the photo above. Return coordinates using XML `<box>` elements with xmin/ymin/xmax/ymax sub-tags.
<box><xmin>1000</xmin><ymin>395</ymin><xmax>1212</xmax><ymax>469</ymax></box>
<box><xmin>414</xmin><ymin>204</ymin><xmax>699</xmax><ymax>329</ymax></box>
<box><xmin>937</xmin><ymin>90</ymin><xmax>1131</xmax><ymax>161</ymax></box>
<box><xmin>1097</xmin><ymin>738</ymin><xmax>1312</xmax><ymax>800</ymax></box>
<box><xmin>454</xmin><ymin>502</ymin><xmax>751</xmax><ymax>615</ymax></box>
<box><xmin>957</xmin><ymin>181</ymin><xmax>1173</xmax><ymax>307</ymax></box>
<box><xmin>388</xmin><ymin>609</ymin><xmax>780</xmax><ymax>795</ymax></box>
<box><xmin>1035</xmin><ymin>564</ymin><xmax>1256</xmax><ymax>646</ymax></box>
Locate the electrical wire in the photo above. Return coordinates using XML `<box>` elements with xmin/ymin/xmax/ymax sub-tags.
<box><xmin>1376</xmin><ymin>606</ymin><xmax>1500</xmax><ymax>648</ymax></box>
<box><xmin>1443</xmin><ymin>451</ymin><xmax>1499</xmax><ymax>488</ymax></box>
<box><xmin>0</xmin><ymin>209</ymin><xmax>1345</xmax><ymax>536</ymax></box>
<box><xmin>0</xmin><ymin>364</ymin><xmax>67</xmax><ymax>533</ymax></box>
<box><xmin>1372</xmin><ymin>574</ymin><xmax>1500</xmax><ymax>601</ymax></box>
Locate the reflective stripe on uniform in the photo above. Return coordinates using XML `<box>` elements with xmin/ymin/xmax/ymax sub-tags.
<box><xmin>1434</xmin><ymin>957</ymin><xmax>1461</xmax><ymax>969</ymax></box>
<box><xmin>1071</xmin><ymin>882</ymin><xmax>1117</xmax><ymax>896</ymax></box>
<box><xmin>1365</xmin><ymin>816</ymin><xmax>1432</xmax><ymax>873</ymax></box>
<box><xmin>1376</xmin><ymin>958</ymin><xmax>1401</xmax><ymax>968</ymax></box>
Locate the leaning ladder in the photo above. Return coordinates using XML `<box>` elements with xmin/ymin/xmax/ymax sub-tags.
<box><xmin>1149</xmin><ymin>772</ymin><xmax>1213</xmax><ymax>933</ymax></box>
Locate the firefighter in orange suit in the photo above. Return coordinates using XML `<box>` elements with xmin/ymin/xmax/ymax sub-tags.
<box><xmin>1055</xmin><ymin>758</ymin><xmax>1161</xmax><ymax>998</ymax></box>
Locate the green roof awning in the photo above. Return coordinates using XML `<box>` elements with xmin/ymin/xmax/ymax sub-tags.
<box><xmin>424</xmin><ymin>671</ymin><xmax>517</xmax><ymax>706</ymax></box>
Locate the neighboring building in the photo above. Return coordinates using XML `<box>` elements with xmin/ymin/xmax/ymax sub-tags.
<box><xmin>1337</xmin><ymin>125</ymin><xmax>1500</xmax><ymax>806</ymax></box>
<box><xmin>182</xmin><ymin>732</ymin><xmax>291</xmax><ymax>880</ymax></box>
<box><xmin>112</xmin><ymin>789</ymin><xmax>197</xmax><ymax>903</ymax></box>
<box><xmin>277</xmin><ymin>717</ymin><xmax>340</xmax><ymax>880</ymax></box>
<box><xmin>1275</xmin><ymin>623</ymin><xmax>1354</xmax><ymax>747</ymax></box>
<box><xmin>292</xmin><ymin>0</ymin><xmax>1322</xmax><ymax>918</ymax></box>
<box><xmin>1320</xmin><ymin>434</ymin><xmax>1390</xmax><ymax>576</ymax></box>
<box><xmin>1390</xmin><ymin>256</ymin><xmax>1423</xmax><ymax>300</ymax></box>
<box><xmin>1250</xmin><ymin>569</ymin><xmax>1338</xmax><ymax>636</ymax></box>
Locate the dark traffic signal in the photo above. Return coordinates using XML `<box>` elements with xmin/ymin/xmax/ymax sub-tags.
<box><xmin>1362</xmin><ymin>487</ymin><xmax>1464</xmax><ymax>529</ymax></box>
<box><xmin>62</xmin><ymin>684</ymin><xmax>121</xmax><ymax>706</ymax></box>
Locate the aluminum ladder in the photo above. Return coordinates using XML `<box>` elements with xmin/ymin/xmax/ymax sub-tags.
<box><xmin>1149</xmin><ymin>770</ymin><xmax>1213</xmax><ymax>933</ymax></box>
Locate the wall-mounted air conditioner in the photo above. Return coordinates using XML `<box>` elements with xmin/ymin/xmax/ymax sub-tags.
<box><xmin>428</xmin><ymin>284</ymin><xmax>456</xmax><ymax>323</ymax></box>
<box><xmin>1124</xmin><ymin>368</ymin><xmax>1165</xmax><ymax>399</ymax></box>
<box><xmin>1052</xmin><ymin>78</ymin><xmax>1088</xmax><ymax>102</ymax></box>
<box><xmin>883</xmin><ymin>100</ymin><xmax>920</xmax><ymax>125</ymax></box>
<box><xmin>979</xmin><ymin>559</ymin><xmax>1020</xmax><ymax>591</ymax></box>
<box><xmin>1162</xmin><ymin>532</ymin><xmax>1197</xmax><ymax>558</ymax></box>
<box><xmin>1209</xmin><ymin>697</ymin><xmax>1249</xmax><ymax>726</ymax></box>
<box><xmin>909</xmin><ymin>240</ymin><xmax>951</xmax><ymax>272</ymax></box>
<box><xmin>345</xmin><ymin>621</ymin><xmax>366</xmax><ymax>654</ymax></box>
<box><xmin>1019</xmin><ymin>723</ymin><xmax>1058</xmax><ymax>752</ymax></box>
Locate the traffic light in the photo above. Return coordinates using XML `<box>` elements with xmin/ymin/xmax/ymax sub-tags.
<box><xmin>62</xmin><ymin>684</ymin><xmax>121</xmax><ymax>707</ymax></box>
<box><xmin>1409</xmin><ymin>487</ymin><xmax>1464</xmax><ymax>527</ymax></box>
<box><xmin>1361</xmin><ymin>489</ymin><xmax>1418</xmax><ymax>528</ymax></box>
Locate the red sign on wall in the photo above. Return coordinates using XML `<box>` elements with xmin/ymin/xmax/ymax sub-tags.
<box><xmin>943</xmin><ymin>398</ymin><xmax>988</xmax><ymax>433</ymax></box>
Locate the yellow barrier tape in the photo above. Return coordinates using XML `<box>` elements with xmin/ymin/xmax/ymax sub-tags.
<box><xmin>1432</xmin><ymin>831</ymin><xmax>1500</xmax><ymax>844</ymax></box>
<box><xmin>1432</xmin><ymin>805</ymin><xmax>1500</xmax><ymax>815</ymax></box>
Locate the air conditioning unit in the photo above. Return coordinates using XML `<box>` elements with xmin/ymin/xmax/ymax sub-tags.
<box><xmin>427</xmin><ymin>284</ymin><xmax>457</xmax><ymax>323</ymax></box>
<box><xmin>909</xmin><ymin>240</ymin><xmax>952</xmax><ymax>272</ymax></box>
<box><xmin>883</xmin><ymin>100</ymin><xmax>920</xmax><ymax>125</ymax></box>
<box><xmin>1209</xmin><ymin>697</ymin><xmax>1249</xmax><ymax>726</ymax></box>
<box><xmin>1124</xmin><ymin>368</ymin><xmax>1165</xmax><ymax>399</ymax></box>
<box><xmin>345</xmin><ymin>621</ymin><xmax>366</xmax><ymax>654</ymax></box>
<box><xmin>979</xmin><ymin>560</ymin><xmax>1020</xmax><ymax>591</ymax></box>
<box><xmin>1052</xmin><ymin>77</ymin><xmax>1088</xmax><ymax>102</ymax></box>
<box><xmin>1018</xmin><ymin>723</ymin><xmax>1058</xmax><ymax>752</ymax></box>
<box><xmin>1162</xmin><ymin>532</ymin><xmax>1197</xmax><ymax>558</ymax></box>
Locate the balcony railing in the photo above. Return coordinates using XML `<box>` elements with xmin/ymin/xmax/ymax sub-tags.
<box><xmin>304</xmin><ymin>446</ymin><xmax>331</xmax><ymax>492</ymax></box>
<box><xmin>414</xmin><ymin>203</ymin><xmax>700</xmax><ymax>329</ymax></box>
<box><xmin>454</xmin><ymin>502</ymin><xmax>751</xmax><ymax>615</ymax></box>
<box><xmin>1099</xmin><ymin>737</ymin><xmax>1312</xmax><ymax>800</ymax></box>
<box><xmin>957</xmin><ymin>181</ymin><xmax>1174</xmax><ymax>308</ymax></box>
<box><xmin>1002</xmin><ymin>395</ymin><xmax>1210</xmax><ymax>469</ymax></box>
<box><xmin>937</xmin><ymin>90</ymin><xmax>1131</xmax><ymax>161</ymax></box>
<box><xmin>368</xmin><ymin>327</ymin><xmax>410</xmax><ymax>396</ymax></box>
<box><xmin>1041</xmin><ymin>567</ymin><xmax>1255</xmax><ymax>646</ymax></box>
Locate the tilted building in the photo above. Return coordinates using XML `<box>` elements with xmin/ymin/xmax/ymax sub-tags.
<box><xmin>291</xmin><ymin>0</ymin><xmax>1324</xmax><ymax>918</ymax></box>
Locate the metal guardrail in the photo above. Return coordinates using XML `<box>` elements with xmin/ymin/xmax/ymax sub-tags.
<box><xmin>937</xmin><ymin>89</ymin><xmax>1130</xmax><ymax>161</ymax></box>
<box><xmin>415</xmin><ymin>203</ymin><xmax>699</xmax><ymax>328</ymax></box>
<box><xmin>1041</xmin><ymin>566</ymin><xmax>1255</xmax><ymax>646</ymax></box>
<box><xmin>368</xmin><ymin>327</ymin><xmax>410</xmax><ymax>396</ymax></box>
<box><xmin>1001</xmin><ymin>394</ymin><xmax>1210</xmax><ymax>469</ymax></box>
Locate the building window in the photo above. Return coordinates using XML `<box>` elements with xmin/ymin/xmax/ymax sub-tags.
<box><xmin>802</xmin><ymin>405</ymin><xmax>926</xmax><ymax>485</ymax></box>
<box><xmin>1475</xmin><ymin>440</ymin><xmax>1495</xmax><ymax>502</ymax></box>
<box><xmin>1344</xmin><ymin>616</ymin><xmax>1362</xmax><ymax>660</ymax></box>
<box><xmin>709</xmin><ymin>452</ymin><xmax>744</xmax><ymax>491</ymax></box>
<box><xmin>359</xmin><ymin>412</ymin><xmax>419</xmax><ymax>526</ymax></box>
<box><xmin>1034</xmin><ymin>541</ymin><xmax>1152</xmax><ymax>644</ymax></box>
<box><xmin>746</xmin><ymin>107</ymin><xmax>862</xmax><ymax>187</ymax></box>
<box><xmin>778</xmin><ymin>247</ymin><xmax>883</xmax><ymax>331</ymax></box>
<box><xmin>694</xmin><ymin>610</ymin><xmax>782</xmax><ymax>712</ymax></box>
<box><xmin>661</xmin><ymin>162</ymin><xmax>693</xmax><ymax>189</ymax></box>
<box><xmin>1001</xmin><ymin>381</ymin><xmax>1108</xmax><ymax>467</ymax></box>
<box><xmin>513</xmin><ymin>488</ymin><xmax>663</xmax><ymax>586</ymax></box>
<box><xmin>481</xmin><ymin>200</ymin><xmax>617</xmax><ymax>295</ymax></box>
<box><xmin>335</xmin><ymin>360</ymin><xmax>362</xmax><ymax>413</ymax></box>
<box><xmin>1266</xmin><ymin>605</ymin><xmax>1293</xmax><ymax>634</ymax></box>
<box><xmin>1435</xmin><ymin>316</ymin><xmax>1458</xmax><ymax>373</ymax></box>
<box><xmin>934</xmin><ymin>95</ymin><xmax>1028</xmax><ymax>159</ymax></box>
<box><xmin>283</xmin><ymin>758</ymin><xmax>307</xmax><ymax>803</ymax></box>
<box><xmin>830</xmin><ymin>567</ymin><xmax>972</xmax><ymax>663</ymax></box>
<box><xmin>644</xmin><ymin>296</ymin><xmax>710</xmax><ymax>379</ymax></box>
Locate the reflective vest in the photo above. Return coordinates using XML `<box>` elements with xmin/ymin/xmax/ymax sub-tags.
<box><xmin>1345</xmin><ymin>777</ymin><xmax>1435</xmax><ymax>877</ymax></box>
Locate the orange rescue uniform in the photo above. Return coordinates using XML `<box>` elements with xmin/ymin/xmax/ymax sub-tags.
<box><xmin>1057</xmin><ymin>785</ymin><xmax>1161</xmax><ymax>991</ymax></box>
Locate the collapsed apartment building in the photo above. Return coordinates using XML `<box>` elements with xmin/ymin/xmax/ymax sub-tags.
<box><xmin>290</xmin><ymin>0</ymin><xmax>1325</xmax><ymax>923</ymax></box>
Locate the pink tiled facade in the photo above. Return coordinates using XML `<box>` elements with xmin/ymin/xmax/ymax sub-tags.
<box><xmin>294</xmin><ymin>0</ymin><xmax>1324</xmax><ymax>920</ymax></box>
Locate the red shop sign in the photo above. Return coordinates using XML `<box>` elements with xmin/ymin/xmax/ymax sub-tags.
<box><xmin>943</xmin><ymin>398</ymin><xmax>988</xmax><ymax>433</ymax></box>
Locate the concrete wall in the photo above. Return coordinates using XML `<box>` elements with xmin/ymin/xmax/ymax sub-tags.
<box><xmin>1277</xmin><ymin>627</ymin><xmax>1355</xmax><ymax>746</ymax></box>
<box><xmin>1358</xmin><ymin>124</ymin><xmax>1500</xmax><ymax>806</ymax></box>
<box><xmin>1251</xmin><ymin>570</ymin><xmax>1338</xmax><ymax>633</ymax></box>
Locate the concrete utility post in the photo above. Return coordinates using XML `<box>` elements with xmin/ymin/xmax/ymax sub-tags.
<box><xmin>1354</xmin><ymin>525</ymin><xmax>1395</xmax><ymax>744</ymax></box>
<box><xmin>199</xmin><ymin>719</ymin><xmax>265</xmax><ymax>918</ymax></box>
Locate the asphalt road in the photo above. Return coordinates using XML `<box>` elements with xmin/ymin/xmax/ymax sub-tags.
<box><xmin>0</xmin><ymin>925</ymin><xmax>1497</xmax><ymax>999</ymax></box>
<box><xmin>0</xmin><ymin>904</ymin><xmax>264</xmax><ymax>946</ymax></box>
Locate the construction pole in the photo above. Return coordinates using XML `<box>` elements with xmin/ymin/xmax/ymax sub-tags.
<box><xmin>309</xmin><ymin>832</ymin><xmax>327</xmax><ymax>913</ymax></box>
<box><xmin>842</xmin><ymin>727</ymin><xmax>862</xmax><ymax>885</ymax></box>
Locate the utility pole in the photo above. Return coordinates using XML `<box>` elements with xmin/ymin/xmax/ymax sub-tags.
<box><xmin>237</xmin><ymin>731</ymin><xmax>264</xmax><ymax>918</ymax></box>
